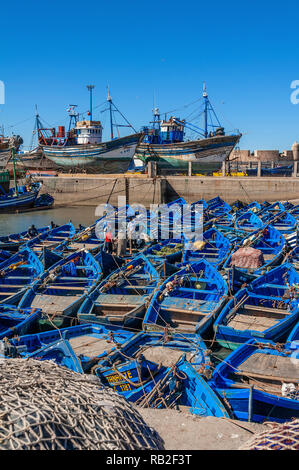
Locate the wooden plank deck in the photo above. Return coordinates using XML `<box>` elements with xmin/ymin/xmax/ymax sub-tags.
<box><xmin>69</xmin><ymin>335</ymin><xmax>113</xmax><ymax>357</ymax></box>
<box><xmin>228</xmin><ymin>314</ymin><xmax>279</xmax><ymax>331</ymax></box>
<box><xmin>160</xmin><ymin>296</ymin><xmax>216</xmax><ymax>315</ymax></box>
<box><xmin>236</xmin><ymin>353</ymin><xmax>299</xmax><ymax>383</ymax></box>
<box><xmin>31</xmin><ymin>294</ymin><xmax>81</xmax><ymax>314</ymax></box>
<box><xmin>95</xmin><ymin>293</ymin><xmax>145</xmax><ymax>307</ymax></box>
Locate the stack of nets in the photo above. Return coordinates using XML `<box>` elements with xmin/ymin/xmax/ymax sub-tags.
<box><xmin>240</xmin><ymin>420</ymin><xmax>299</xmax><ymax>450</ymax></box>
<box><xmin>0</xmin><ymin>358</ymin><xmax>164</xmax><ymax>450</ymax></box>
<box><xmin>231</xmin><ymin>247</ymin><xmax>265</xmax><ymax>269</ymax></box>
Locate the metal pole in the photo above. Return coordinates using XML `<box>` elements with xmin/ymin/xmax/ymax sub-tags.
<box><xmin>86</xmin><ymin>85</ymin><xmax>95</xmax><ymax>121</ymax></box>
<box><xmin>11</xmin><ymin>147</ymin><xmax>18</xmax><ymax>196</ymax></box>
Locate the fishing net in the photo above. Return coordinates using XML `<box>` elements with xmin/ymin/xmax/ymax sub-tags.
<box><xmin>0</xmin><ymin>358</ymin><xmax>164</xmax><ymax>450</ymax></box>
<box><xmin>240</xmin><ymin>419</ymin><xmax>299</xmax><ymax>450</ymax></box>
<box><xmin>231</xmin><ymin>247</ymin><xmax>264</xmax><ymax>269</ymax></box>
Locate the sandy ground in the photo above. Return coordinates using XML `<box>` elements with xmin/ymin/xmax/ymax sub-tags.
<box><xmin>138</xmin><ymin>408</ymin><xmax>264</xmax><ymax>450</ymax></box>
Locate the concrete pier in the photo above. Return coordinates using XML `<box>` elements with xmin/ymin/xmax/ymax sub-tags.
<box><xmin>39</xmin><ymin>173</ymin><xmax>299</xmax><ymax>207</ymax></box>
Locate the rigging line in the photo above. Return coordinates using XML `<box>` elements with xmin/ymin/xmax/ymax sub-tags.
<box><xmin>6</xmin><ymin>115</ymin><xmax>35</xmax><ymax>130</ymax></box>
<box><xmin>160</xmin><ymin>97</ymin><xmax>203</xmax><ymax>116</ymax></box>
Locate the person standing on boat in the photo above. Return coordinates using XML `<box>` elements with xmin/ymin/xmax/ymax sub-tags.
<box><xmin>27</xmin><ymin>224</ymin><xmax>38</xmax><ymax>238</ymax></box>
<box><xmin>103</xmin><ymin>225</ymin><xmax>113</xmax><ymax>254</ymax></box>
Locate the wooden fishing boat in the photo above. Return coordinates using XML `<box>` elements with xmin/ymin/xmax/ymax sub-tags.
<box><xmin>206</xmin><ymin>197</ymin><xmax>232</xmax><ymax>216</ymax></box>
<box><xmin>0</xmin><ymin>182</ymin><xmax>42</xmax><ymax>213</ymax></box>
<box><xmin>290</xmin><ymin>204</ymin><xmax>299</xmax><ymax>219</ymax></box>
<box><xmin>0</xmin><ymin>305</ymin><xmax>41</xmax><ymax>340</ymax></box>
<box><xmin>223</xmin><ymin>225</ymin><xmax>286</xmax><ymax>275</ymax></box>
<box><xmin>143</xmin><ymin>238</ymin><xmax>185</xmax><ymax>265</ymax></box>
<box><xmin>0</xmin><ymin>323</ymin><xmax>134</xmax><ymax>372</ymax></box>
<box><xmin>0</xmin><ymin>247</ymin><xmax>44</xmax><ymax>304</ymax></box>
<box><xmin>182</xmin><ymin>228</ymin><xmax>231</xmax><ymax>268</ymax></box>
<box><xmin>0</xmin><ymin>249</ymin><xmax>12</xmax><ymax>263</ymax></box>
<box><xmin>78</xmin><ymin>254</ymin><xmax>161</xmax><ymax>331</ymax></box>
<box><xmin>209</xmin><ymin>339</ymin><xmax>299</xmax><ymax>423</ymax></box>
<box><xmin>18</xmin><ymin>249</ymin><xmax>102</xmax><ymax>330</ymax></box>
<box><xmin>226</xmin><ymin>265</ymin><xmax>258</xmax><ymax>294</ymax></box>
<box><xmin>235</xmin><ymin>210</ymin><xmax>264</xmax><ymax>232</ymax></box>
<box><xmin>211</xmin><ymin>225</ymin><xmax>248</xmax><ymax>245</ymax></box>
<box><xmin>143</xmin><ymin>259</ymin><xmax>228</xmax><ymax>335</ymax></box>
<box><xmin>286</xmin><ymin>320</ymin><xmax>299</xmax><ymax>344</ymax></box>
<box><xmin>284</xmin><ymin>246</ymin><xmax>299</xmax><ymax>272</ymax></box>
<box><xmin>214</xmin><ymin>263</ymin><xmax>299</xmax><ymax>350</ymax></box>
<box><xmin>236</xmin><ymin>201</ymin><xmax>262</xmax><ymax>215</ymax></box>
<box><xmin>0</xmin><ymin>224</ymin><xmax>52</xmax><ymax>252</ymax></box>
<box><xmin>136</xmin><ymin>87</ymin><xmax>241</xmax><ymax>173</ymax></box>
<box><xmin>93</xmin><ymin>330</ymin><xmax>229</xmax><ymax>417</ymax></box>
<box><xmin>260</xmin><ymin>210</ymin><xmax>297</xmax><ymax>235</ymax></box>
<box><xmin>56</xmin><ymin>223</ymin><xmax>103</xmax><ymax>254</ymax></box>
<box><xmin>39</xmin><ymin>247</ymin><xmax>64</xmax><ymax>270</ymax></box>
<box><xmin>25</xmin><ymin>222</ymin><xmax>76</xmax><ymax>256</ymax></box>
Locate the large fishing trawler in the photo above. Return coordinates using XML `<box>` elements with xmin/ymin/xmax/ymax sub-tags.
<box><xmin>135</xmin><ymin>85</ymin><xmax>241</xmax><ymax>174</ymax></box>
<box><xmin>41</xmin><ymin>89</ymin><xmax>142</xmax><ymax>173</ymax></box>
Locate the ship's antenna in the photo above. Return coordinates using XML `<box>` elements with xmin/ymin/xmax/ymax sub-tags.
<box><xmin>67</xmin><ymin>105</ymin><xmax>78</xmax><ymax>131</ymax></box>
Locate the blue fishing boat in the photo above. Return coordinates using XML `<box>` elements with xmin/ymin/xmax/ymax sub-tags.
<box><xmin>237</xmin><ymin>201</ymin><xmax>262</xmax><ymax>215</ymax></box>
<box><xmin>0</xmin><ymin>249</ymin><xmax>12</xmax><ymax>263</ymax></box>
<box><xmin>285</xmin><ymin>245</ymin><xmax>299</xmax><ymax>271</ymax></box>
<box><xmin>93</xmin><ymin>330</ymin><xmax>229</xmax><ymax>417</ymax></box>
<box><xmin>0</xmin><ymin>322</ymin><xmax>134</xmax><ymax>372</ymax></box>
<box><xmin>0</xmin><ymin>305</ymin><xmax>41</xmax><ymax>339</ymax></box>
<box><xmin>235</xmin><ymin>211</ymin><xmax>264</xmax><ymax>232</ymax></box>
<box><xmin>290</xmin><ymin>204</ymin><xmax>299</xmax><ymax>219</ymax></box>
<box><xmin>182</xmin><ymin>228</ymin><xmax>231</xmax><ymax>268</ymax></box>
<box><xmin>0</xmin><ymin>247</ymin><xmax>44</xmax><ymax>304</ymax></box>
<box><xmin>56</xmin><ymin>224</ymin><xmax>103</xmax><ymax>254</ymax></box>
<box><xmin>212</xmin><ymin>225</ymin><xmax>248</xmax><ymax>245</ymax></box>
<box><xmin>25</xmin><ymin>222</ymin><xmax>76</xmax><ymax>255</ymax></box>
<box><xmin>0</xmin><ymin>181</ymin><xmax>42</xmax><ymax>213</ymax></box>
<box><xmin>143</xmin><ymin>259</ymin><xmax>228</xmax><ymax>335</ymax></box>
<box><xmin>78</xmin><ymin>254</ymin><xmax>161</xmax><ymax>330</ymax></box>
<box><xmin>209</xmin><ymin>339</ymin><xmax>299</xmax><ymax>423</ymax></box>
<box><xmin>226</xmin><ymin>265</ymin><xmax>258</xmax><ymax>294</ymax></box>
<box><xmin>261</xmin><ymin>211</ymin><xmax>297</xmax><ymax>235</ymax></box>
<box><xmin>214</xmin><ymin>263</ymin><xmax>299</xmax><ymax>350</ymax></box>
<box><xmin>18</xmin><ymin>249</ymin><xmax>102</xmax><ymax>330</ymax></box>
<box><xmin>143</xmin><ymin>238</ymin><xmax>185</xmax><ymax>265</ymax></box>
<box><xmin>206</xmin><ymin>196</ymin><xmax>232</xmax><ymax>216</ymax></box>
<box><xmin>32</xmin><ymin>193</ymin><xmax>54</xmax><ymax>210</ymax></box>
<box><xmin>0</xmin><ymin>223</ymin><xmax>52</xmax><ymax>252</ymax></box>
<box><xmin>286</xmin><ymin>321</ymin><xmax>299</xmax><ymax>344</ymax></box>
<box><xmin>223</xmin><ymin>225</ymin><xmax>286</xmax><ymax>275</ymax></box>
<box><xmin>39</xmin><ymin>247</ymin><xmax>64</xmax><ymax>270</ymax></box>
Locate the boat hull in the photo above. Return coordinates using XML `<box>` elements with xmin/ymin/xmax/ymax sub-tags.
<box><xmin>42</xmin><ymin>133</ymin><xmax>142</xmax><ymax>173</ymax></box>
<box><xmin>135</xmin><ymin>134</ymin><xmax>241</xmax><ymax>173</ymax></box>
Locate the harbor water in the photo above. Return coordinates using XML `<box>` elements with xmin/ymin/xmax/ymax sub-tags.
<box><xmin>0</xmin><ymin>206</ymin><xmax>97</xmax><ymax>236</ymax></box>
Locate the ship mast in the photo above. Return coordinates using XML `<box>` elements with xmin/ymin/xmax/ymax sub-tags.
<box><xmin>86</xmin><ymin>85</ymin><xmax>95</xmax><ymax>121</ymax></box>
<box><xmin>203</xmin><ymin>82</ymin><xmax>208</xmax><ymax>138</ymax></box>
<box><xmin>102</xmin><ymin>87</ymin><xmax>137</xmax><ymax>141</ymax></box>
<box><xmin>107</xmin><ymin>86</ymin><xmax>113</xmax><ymax>140</ymax></box>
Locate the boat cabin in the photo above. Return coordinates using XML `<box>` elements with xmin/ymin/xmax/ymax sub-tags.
<box><xmin>75</xmin><ymin>120</ymin><xmax>103</xmax><ymax>145</ymax></box>
<box><xmin>159</xmin><ymin>117</ymin><xmax>185</xmax><ymax>144</ymax></box>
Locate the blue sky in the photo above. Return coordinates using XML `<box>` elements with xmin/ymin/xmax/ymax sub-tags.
<box><xmin>1</xmin><ymin>0</ymin><xmax>299</xmax><ymax>151</ymax></box>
